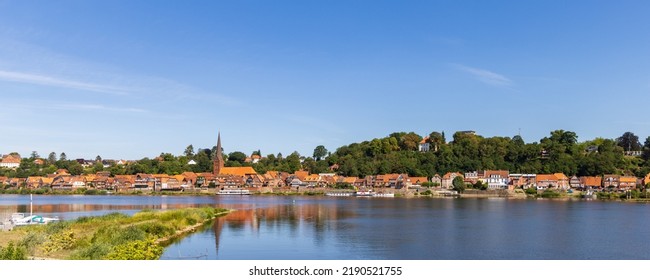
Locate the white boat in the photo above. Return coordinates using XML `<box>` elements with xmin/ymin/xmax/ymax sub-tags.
<box><xmin>354</xmin><ymin>190</ymin><xmax>395</xmax><ymax>197</ymax></box>
<box><xmin>354</xmin><ymin>190</ymin><xmax>374</xmax><ymax>197</ymax></box>
<box><xmin>325</xmin><ymin>192</ymin><xmax>353</xmax><ymax>197</ymax></box>
<box><xmin>11</xmin><ymin>213</ymin><xmax>59</xmax><ymax>226</ymax></box>
<box><xmin>373</xmin><ymin>193</ymin><xmax>395</xmax><ymax>197</ymax></box>
<box><xmin>217</xmin><ymin>189</ymin><xmax>251</xmax><ymax>195</ymax></box>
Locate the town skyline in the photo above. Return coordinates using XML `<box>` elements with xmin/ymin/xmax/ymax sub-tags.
<box><xmin>1</xmin><ymin>1</ymin><xmax>649</xmax><ymax>159</ymax></box>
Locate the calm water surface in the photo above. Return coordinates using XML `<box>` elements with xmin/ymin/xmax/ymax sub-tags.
<box><xmin>2</xmin><ymin>195</ymin><xmax>649</xmax><ymax>259</ymax></box>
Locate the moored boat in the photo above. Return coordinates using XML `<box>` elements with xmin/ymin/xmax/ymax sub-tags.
<box><xmin>11</xmin><ymin>213</ymin><xmax>59</xmax><ymax>226</ymax></box>
<box><xmin>217</xmin><ymin>189</ymin><xmax>251</xmax><ymax>195</ymax></box>
<box><xmin>354</xmin><ymin>190</ymin><xmax>374</xmax><ymax>197</ymax></box>
<box><xmin>353</xmin><ymin>190</ymin><xmax>395</xmax><ymax>197</ymax></box>
<box><xmin>325</xmin><ymin>192</ymin><xmax>353</xmax><ymax>197</ymax></box>
<box><xmin>373</xmin><ymin>192</ymin><xmax>395</xmax><ymax>197</ymax></box>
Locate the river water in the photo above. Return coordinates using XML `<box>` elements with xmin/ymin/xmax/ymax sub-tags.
<box><xmin>1</xmin><ymin>195</ymin><xmax>649</xmax><ymax>259</ymax></box>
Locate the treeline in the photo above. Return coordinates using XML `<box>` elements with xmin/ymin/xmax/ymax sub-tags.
<box><xmin>330</xmin><ymin>130</ymin><xmax>650</xmax><ymax>178</ymax></box>
<box><xmin>2</xmin><ymin>130</ymin><xmax>650</xmax><ymax>179</ymax></box>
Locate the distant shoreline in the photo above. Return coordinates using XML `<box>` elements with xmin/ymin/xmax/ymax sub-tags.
<box><xmin>0</xmin><ymin>189</ymin><xmax>646</xmax><ymax>202</ymax></box>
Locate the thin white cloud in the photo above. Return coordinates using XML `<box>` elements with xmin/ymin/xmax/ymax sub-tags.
<box><xmin>452</xmin><ymin>64</ymin><xmax>513</xmax><ymax>87</ymax></box>
<box><xmin>0</xmin><ymin>39</ymin><xmax>239</xmax><ymax>106</ymax></box>
<box><xmin>55</xmin><ymin>103</ymin><xmax>148</xmax><ymax>113</ymax></box>
<box><xmin>0</xmin><ymin>70</ymin><xmax>132</xmax><ymax>95</ymax></box>
<box><xmin>4</xmin><ymin>102</ymin><xmax>147</xmax><ymax>113</ymax></box>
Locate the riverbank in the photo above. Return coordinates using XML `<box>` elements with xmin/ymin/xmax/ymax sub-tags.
<box><xmin>1</xmin><ymin>188</ymin><xmax>646</xmax><ymax>203</ymax></box>
<box><xmin>0</xmin><ymin>207</ymin><xmax>230</xmax><ymax>260</ymax></box>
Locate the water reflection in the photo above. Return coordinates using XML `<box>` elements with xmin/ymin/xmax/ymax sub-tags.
<box><xmin>206</xmin><ymin>202</ymin><xmax>356</xmax><ymax>257</ymax></box>
<box><xmin>3</xmin><ymin>195</ymin><xmax>650</xmax><ymax>259</ymax></box>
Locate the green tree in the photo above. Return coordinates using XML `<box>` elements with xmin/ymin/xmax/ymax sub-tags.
<box><xmin>617</xmin><ymin>132</ymin><xmax>641</xmax><ymax>152</ymax></box>
<box><xmin>228</xmin><ymin>151</ymin><xmax>247</xmax><ymax>164</ymax></box>
<box><xmin>452</xmin><ymin>176</ymin><xmax>465</xmax><ymax>193</ymax></box>
<box><xmin>59</xmin><ymin>152</ymin><xmax>67</xmax><ymax>161</ymax></box>
<box><xmin>192</xmin><ymin>149</ymin><xmax>212</xmax><ymax>173</ymax></box>
<box><xmin>184</xmin><ymin>145</ymin><xmax>195</xmax><ymax>157</ymax></box>
<box><xmin>313</xmin><ymin>145</ymin><xmax>328</xmax><ymax>161</ymax></box>
<box><xmin>428</xmin><ymin>131</ymin><xmax>445</xmax><ymax>152</ymax></box>
<box><xmin>68</xmin><ymin>161</ymin><xmax>84</xmax><ymax>175</ymax></box>
<box><xmin>643</xmin><ymin>136</ymin><xmax>650</xmax><ymax>161</ymax></box>
<box><xmin>92</xmin><ymin>161</ymin><xmax>104</xmax><ymax>173</ymax></box>
<box><xmin>48</xmin><ymin>152</ymin><xmax>57</xmax><ymax>164</ymax></box>
<box><xmin>109</xmin><ymin>164</ymin><xmax>126</xmax><ymax>176</ymax></box>
<box><xmin>399</xmin><ymin>132</ymin><xmax>422</xmax><ymax>151</ymax></box>
<box><xmin>549</xmin><ymin>130</ymin><xmax>578</xmax><ymax>146</ymax></box>
<box><xmin>286</xmin><ymin>152</ymin><xmax>302</xmax><ymax>173</ymax></box>
<box><xmin>473</xmin><ymin>180</ymin><xmax>487</xmax><ymax>190</ymax></box>
<box><xmin>30</xmin><ymin>151</ymin><xmax>39</xmax><ymax>160</ymax></box>
<box><xmin>95</xmin><ymin>155</ymin><xmax>102</xmax><ymax>162</ymax></box>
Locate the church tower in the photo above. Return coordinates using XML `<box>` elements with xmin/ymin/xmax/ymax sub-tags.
<box><xmin>213</xmin><ymin>132</ymin><xmax>224</xmax><ymax>175</ymax></box>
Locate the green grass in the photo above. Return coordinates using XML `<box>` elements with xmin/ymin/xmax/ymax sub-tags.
<box><xmin>0</xmin><ymin>207</ymin><xmax>229</xmax><ymax>260</ymax></box>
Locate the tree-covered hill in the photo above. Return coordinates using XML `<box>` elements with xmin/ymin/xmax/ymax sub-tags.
<box><xmin>2</xmin><ymin>130</ymin><xmax>649</xmax><ymax>179</ymax></box>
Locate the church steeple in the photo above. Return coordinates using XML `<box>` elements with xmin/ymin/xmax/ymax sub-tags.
<box><xmin>213</xmin><ymin>132</ymin><xmax>224</xmax><ymax>175</ymax></box>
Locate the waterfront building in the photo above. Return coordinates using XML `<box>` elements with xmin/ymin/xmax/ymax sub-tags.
<box><xmin>569</xmin><ymin>176</ymin><xmax>581</xmax><ymax>189</ymax></box>
<box><xmin>536</xmin><ymin>173</ymin><xmax>569</xmax><ymax>190</ymax></box>
<box><xmin>481</xmin><ymin>170</ymin><xmax>510</xmax><ymax>190</ymax></box>
<box><xmin>579</xmin><ymin>176</ymin><xmax>602</xmax><ymax>190</ymax></box>
<box><xmin>509</xmin><ymin>174</ymin><xmax>536</xmax><ymax>188</ymax></box>
<box><xmin>619</xmin><ymin>176</ymin><xmax>637</xmax><ymax>190</ymax></box>
<box><xmin>441</xmin><ymin>172</ymin><xmax>463</xmax><ymax>189</ymax></box>
<box><xmin>603</xmin><ymin>174</ymin><xmax>620</xmax><ymax>188</ymax></box>
<box><xmin>431</xmin><ymin>174</ymin><xmax>442</xmax><ymax>187</ymax></box>
<box><xmin>406</xmin><ymin>177</ymin><xmax>428</xmax><ymax>188</ymax></box>
<box><xmin>464</xmin><ymin>171</ymin><xmax>480</xmax><ymax>184</ymax></box>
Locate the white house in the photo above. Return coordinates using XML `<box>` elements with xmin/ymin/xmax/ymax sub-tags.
<box><xmin>0</xmin><ymin>154</ymin><xmax>21</xmax><ymax>169</ymax></box>
<box><xmin>418</xmin><ymin>136</ymin><xmax>430</xmax><ymax>152</ymax></box>
<box><xmin>480</xmin><ymin>170</ymin><xmax>510</xmax><ymax>190</ymax></box>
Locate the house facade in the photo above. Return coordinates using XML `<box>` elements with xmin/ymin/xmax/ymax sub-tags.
<box><xmin>619</xmin><ymin>176</ymin><xmax>637</xmax><ymax>190</ymax></box>
<box><xmin>441</xmin><ymin>172</ymin><xmax>463</xmax><ymax>189</ymax></box>
<box><xmin>418</xmin><ymin>136</ymin><xmax>430</xmax><ymax>152</ymax></box>
<box><xmin>580</xmin><ymin>176</ymin><xmax>602</xmax><ymax>189</ymax></box>
<box><xmin>603</xmin><ymin>174</ymin><xmax>620</xmax><ymax>188</ymax></box>
<box><xmin>481</xmin><ymin>170</ymin><xmax>510</xmax><ymax>190</ymax></box>
<box><xmin>0</xmin><ymin>154</ymin><xmax>21</xmax><ymax>169</ymax></box>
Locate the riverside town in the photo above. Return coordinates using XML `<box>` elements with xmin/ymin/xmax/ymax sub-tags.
<box><xmin>2</xmin><ymin>130</ymin><xmax>650</xmax><ymax>200</ymax></box>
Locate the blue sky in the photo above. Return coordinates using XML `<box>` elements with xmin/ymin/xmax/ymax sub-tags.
<box><xmin>1</xmin><ymin>1</ymin><xmax>649</xmax><ymax>160</ymax></box>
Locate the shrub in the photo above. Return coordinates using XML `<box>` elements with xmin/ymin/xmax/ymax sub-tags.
<box><xmin>0</xmin><ymin>242</ymin><xmax>27</xmax><ymax>260</ymax></box>
<box><xmin>71</xmin><ymin>243</ymin><xmax>111</xmax><ymax>260</ymax></box>
<box><xmin>46</xmin><ymin>221</ymin><xmax>71</xmax><ymax>234</ymax></box>
<box><xmin>42</xmin><ymin>230</ymin><xmax>76</xmax><ymax>254</ymax></box>
<box><xmin>525</xmin><ymin>188</ymin><xmax>538</xmax><ymax>195</ymax></box>
<box><xmin>84</xmin><ymin>189</ymin><xmax>98</xmax><ymax>195</ymax></box>
<box><xmin>136</xmin><ymin>222</ymin><xmax>174</xmax><ymax>238</ymax></box>
<box><xmin>541</xmin><ymin>190</ymin><xmax>561</xmax><ymax>198</ymax></box>
<box><xmin>19</xmin><ymin>231</ymin><xmax>47</xmax><ymax>252</ymax></box>
<box><xmin>105</xmin><ymin>238</ymin><xmax>163</xmax><ymax>260</ymax></box>
<box><xmin>597</xmin><ymin>192</ymin><xmax>618</xmax><ymax>200</ymax></box>
<box><xmin>333</xmin><ymin>183</ymin><xmax>354</xmax><ymax>189</ymax></box>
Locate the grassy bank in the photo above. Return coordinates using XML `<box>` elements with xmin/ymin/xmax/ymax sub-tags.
<box><xmin>0</xmin><ymin>207</ymin><xmax>230</xmax><ymax>260</ymax></box>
